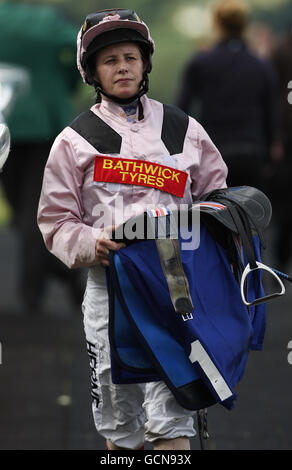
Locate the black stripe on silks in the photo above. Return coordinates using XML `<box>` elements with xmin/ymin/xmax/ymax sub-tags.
<box><xmin>161</xmin><ymin>104</ymin><xmax>189</xmax><ymax>155</ymax></box>
<box><xmin>70</xmin><ymin>110</ymin><xmax>122</xmax><ymax>154</ymax></box>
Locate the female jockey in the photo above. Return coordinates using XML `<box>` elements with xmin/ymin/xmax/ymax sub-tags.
<box><xmin>37</xmin><ymin>9</ymin><xmax>228</xmax><ymax>450</ymax></box>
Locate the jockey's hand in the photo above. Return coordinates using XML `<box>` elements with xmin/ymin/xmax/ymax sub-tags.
<box><xmin>95</xmin><ymin>226</ymin><xmax>125</xmax><ymax>267</ymax></box>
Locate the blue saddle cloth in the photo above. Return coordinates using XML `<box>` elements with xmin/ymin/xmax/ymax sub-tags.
<box><xmin>107</xmin><ymin>223</ymin><xmax>266</xmax><ymax>411</ymax></box>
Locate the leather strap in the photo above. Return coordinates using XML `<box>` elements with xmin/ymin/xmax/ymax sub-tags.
<box><xmin>155</xmin><ymin>237</ymin><xmax>194</xmax><ymax>321</ymax></box>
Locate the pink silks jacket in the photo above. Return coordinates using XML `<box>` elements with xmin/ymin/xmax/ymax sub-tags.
<box><xmin>37</xmin><ymin>95</ymin><xmax>228</xmax><ymax>269</ymax></box>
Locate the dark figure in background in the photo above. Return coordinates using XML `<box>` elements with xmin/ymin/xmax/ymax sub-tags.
<box><xmin>176</xmin><ymin>0</ymin><xmax>280</xmax><ymax>190</ymax></box>
<box><xmin>0</xmin><ymin>1</ymin><xmax>84</xmax><ymax>313</ymax></box>
<box><xmin>269</xmin><ymin>26</ymin><xmax>292</xmax><ymax>269</ymax></box>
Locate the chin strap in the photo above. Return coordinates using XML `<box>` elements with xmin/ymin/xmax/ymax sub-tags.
<box><xmin>95</xmin><ymin>73</ymin><xmax>149</xmax><ymax>121</ymax></box>
<box><xmin>137</xmin><ymin>98</ymin><xmax>144</xmax><ymax>121</ymax></box>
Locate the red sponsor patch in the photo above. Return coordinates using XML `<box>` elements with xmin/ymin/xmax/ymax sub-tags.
<box><xmin>93</xmin><ymin>156</ymin><xmax>188</xmax><ymax>198</ymax></box>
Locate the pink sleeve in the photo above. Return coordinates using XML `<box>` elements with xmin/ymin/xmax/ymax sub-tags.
<box><xmin>37</xmin><ymin>133</ymin><xmax>97</xmax><ymax>269</ymax></box>
<box><xmin>191</xmin><ymin>121</ymin><xmax>228</xmax><ymax>200</ymax></box>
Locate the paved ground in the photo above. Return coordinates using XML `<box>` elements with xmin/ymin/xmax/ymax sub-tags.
<box><xmin>0</xmin><ymin>225</ymin><xmax>292</xmax><ymax>450</ymax></box>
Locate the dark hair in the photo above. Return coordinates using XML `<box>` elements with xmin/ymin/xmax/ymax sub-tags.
<box><xmin>213</xmin><ymin>0</ymin><xmax>249</xmax><ymax>38</ymax></box>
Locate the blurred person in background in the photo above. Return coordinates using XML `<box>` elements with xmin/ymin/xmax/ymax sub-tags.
<box><xmin>268</xmin><ymin>25</ymin><xmax>292</xmax><ymax>270</ymax></box>
<box><xmin>176</xmin><ymin>0</ymin><xmax>281</xmax><ymax>190</ymax></box>
<box><xmin>0</xmin><ymin>0</ymin><xmax>84</xmax><ymax>314</ymax></box>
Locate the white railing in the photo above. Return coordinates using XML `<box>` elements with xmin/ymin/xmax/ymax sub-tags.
<box><xmin>0</xmin><ymin>64</ymin><xmax>30</xmax><ymax>171</ymax></box>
